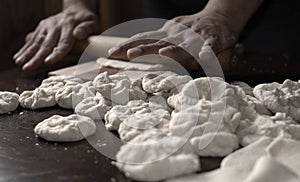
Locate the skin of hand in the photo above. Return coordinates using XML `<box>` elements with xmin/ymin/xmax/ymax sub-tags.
<box><xmin>108</xmin><ymin>0</ymin><xmax>263</xmax><ymax>72</ymax></box>
<box><xmin>14</xmin><ymin>0</ymin><xmax>100</xmax><ymax>72</ymax></box>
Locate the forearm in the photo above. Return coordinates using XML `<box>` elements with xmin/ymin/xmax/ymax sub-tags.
<box><xmin>63</xmin><ymin>0</ymin><xmax>98</xmax><ymax>13</ymax></box>
<box><xmin>203</xmin><ymin>0</ymin><xmax>263</xmax><ymax>34</ymax></box>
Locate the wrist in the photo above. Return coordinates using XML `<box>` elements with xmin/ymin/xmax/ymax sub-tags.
<box><xmin>202</xmin><ymin>0</ymin><xmax>263</xmax><ymax>34</ymax></box>
<box><xmin>63</xmin><ymin>0</ymin><xmax>97</xmax><ymax>13</ymax></box>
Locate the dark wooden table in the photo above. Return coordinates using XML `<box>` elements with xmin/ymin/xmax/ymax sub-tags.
<box><xmin>0</xmin><ymin>62</ymin><xmax>222</xmax><ymax>182</ymax></box>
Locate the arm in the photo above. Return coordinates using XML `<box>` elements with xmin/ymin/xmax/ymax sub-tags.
<box><xmin>203</xmin><ymin>0</ymin><xmax>263</xmax><ymax>34</ymax></box>
<box><xmin>108</xmin><ymin>0</ymin><xmax>263</xmax><ymax>72</ymax></box>
<box><xmin>14</xmin><ymin>0</ymin><xmax>100</xmax><ymax>72</ymax></box>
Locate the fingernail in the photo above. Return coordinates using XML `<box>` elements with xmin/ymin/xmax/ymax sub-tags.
<box><xmin>22</xmin><ymin>64</ymin><xmax>29</xmax><ymax>71</ymax></box>
<box><xmin>127</xmin><ymin>48</ymin><xmax>142</xmax><ymax>57</ymax></box>
<box><xmin>108</xmin><ymin>47</ymin><xmax>119</xmax><ymax>56</ymax></box>
<box><xmin>15</xmin><ymin>56</ymin><xmax>25</xmax><ymax>64</ymax></box>
<box><xmin>45</xmin><ymin>56</ymin><xmax>51</xmax><ymax>64</ymax></box>
<box><xmin>13</xmin><ymin>53</ymin><xmax>19</xmax><ymax>60</ymax></box>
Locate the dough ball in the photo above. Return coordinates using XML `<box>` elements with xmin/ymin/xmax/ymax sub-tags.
<box><xmin>0</xmin><ymin>91</ymin><xmax>19</xmax><ymax>114</ymax></box>
<box><xmin>231</xmin><ymin>81</ymin><xmax>254</xmax><ymax>96</ymax></box>
<box><xmin>55</xmin><ymin>82</ymin><xmax>96</xmax><ymax>109</ymax></box>
<box><xmin>75</xmin><ymin>93</ymin><xmax>111</xmax><ymax>120</ymax></box>
<box><xmin>190</xmin><ymin>132</ymin><xmax>239</xmax><ymax>157</ymax></box>
<box><xmin>19</xmin><ymin>88</ymin><xmax>56</xmax><ymax>109</ymax></box>
<box><xmin>253</xmin><ymin>79</ymin><xmax>300</xmax><ymax>121</ymax></box>
<box><xmin>34</xmin><ymin>114</ymin><xmax>96</xmax><ymax>142</ymax></box>
<box><xmin>142</xmin><ymin>71</ymin><xmax>191</xmax><ymax>94</ymax></box>
<box><xmin>115</xmin><ymin>135</ymin><xmax>200</xmax><ymax>181</ymax></box>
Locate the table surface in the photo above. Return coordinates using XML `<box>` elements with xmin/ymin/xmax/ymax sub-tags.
<box><xmin>0</xmin><ymin>64</ymin><xmax>223</xmax><ymax>182</ymax></box>
<box><xmin>1</xmin><ymin>53</ymin><xmax>300</xmax><ymax>182</ymax></box>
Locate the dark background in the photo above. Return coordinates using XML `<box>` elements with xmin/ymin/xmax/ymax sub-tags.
<box><xmin>1</xmin><ymin>0</ymin><xmax>300</xmax><ymax>70</ymax></box>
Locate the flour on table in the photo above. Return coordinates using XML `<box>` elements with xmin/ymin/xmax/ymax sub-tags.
<box><xmin>253</xmin><ymin>79</ymin><xmax>300</xmax><ymax>121</ymax></box>
<box><xmin>0</xmin><ymin>91</ymin><xmax>19</xmax><ymax>114</ymax></box>
<box><xmin>34</xmin><ymin>114</ymin><xmax>96</xmax><ymax>142</ymax></box>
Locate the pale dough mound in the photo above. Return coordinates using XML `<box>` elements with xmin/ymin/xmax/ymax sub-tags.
<box><xmin>231</xmin><ymin>81</ymin><xmax>254</xmax><ymax>96</ymax></box>
<box><xmin>253</xmin><ymin>79</ymin><xmax>300</xmax><ymax>121</ymax></box>
<box><xmin>20</xmin><ymin>75</ymin><xmax>84</xmax><ymax>110</ymax></box>
<box><xmin>55</xmin><ymin>82</ymin><xmax>96</xmax><ymax>109</ymax></box>
<box><xmin>115</xmin><ymin>135</ymin><xmax>200</xmax><ymax>181</ymax></box>
<box><xmin>19</xmin><ymin>88</ymin><xmax>57</xmax><ymax>109</ymax></box>
<box><xmin>190</xmin><ymin>132</ymin><xmax>239</xmax><ymax>157</ymax></box>
<box><xmin>34</xmin><ymin>114</ymin><xmax>96</xmax><ymax>142</ymax></box>
<box><xmin>93</xmin><ymin>72</ymin><xmax>147</xmax><ymax>105</ymax></box>
<box><xmin>0</xmin><ymin>91</ymin><xmax>19</xmax><ymax>114</ymax></box>
<box><xmin>237</xmin><ymin>112</ymin><xmax>299</xmax><ymax>146</ymax></box>
<box><xmin>142</xmin><ymin>71</ymin><xmax>192</xmax><ymax>94</ymax></box>
<box><xmin>75</xmin><ymin>93</ymin><xmax>111</xmax><ymax>120</ymax></box>
<box><xmin>105</xmin><ymin>98</ymin><xmax>170</xmax><ymax>132</ymax></box>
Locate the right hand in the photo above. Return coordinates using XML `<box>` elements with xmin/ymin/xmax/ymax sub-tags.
<box><xmin>14</xmin><ymin>7</ymin><xmax>100</xmax><ymax>72</ymax></box>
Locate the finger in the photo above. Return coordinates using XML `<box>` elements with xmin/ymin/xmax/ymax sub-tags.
<box><xmin>216</xmin><ymin>48</ymin><xmax>234</xmax><ymax>72</ymax></box>
<box><xmin>108</xmin><ymin>31</ymin><xmax>167</xmax><ymax>59</ymax></box>
<box><xmin>159</xmin><ymin>45</ymin><xmax>201</xmax><ymax>71</ymax></box>
<box><xmin>73</xmin><ymin>20</ymin><xmax>100</xmax><ymax>40</ymax></box>
<box><xmin>22</xmin><ymin>30</ymin><xmax>60</xmax><ymax>71</ymax></box>
<box><xmin>199</xmin><ymin>36</ymin><xmax>219</xmax><ymax>61</ymax></box>
<box><xmin>15</xmin><ymin>33</ymin><xmax>46</xmax><ymax>66</ymax></box>
<box><xmin>45</xmin><ymin>26</ymin><xmax>75</xmax><ymax>64</ymax></box>
<box><xmin>14</xmin><ymin>30</ymin><xmax>40</xmax><ymax>61</ymax></box>
<box><xmin>127</xmin><ymin>40</ymin><xmax>173</xmax><ymax>59</ymax></box>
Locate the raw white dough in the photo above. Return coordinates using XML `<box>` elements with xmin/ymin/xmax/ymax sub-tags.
<box><xmin>55</xmin><ymin>82</ymin><xmax>96</xmax><ymax>109</ymax></box>
<box><xmin>266</xmin><ymin>137</ymin><xmax>300</xmax><ymax>176</ymax></box>
<box><xmin>105</xmin><ymin>99</ymin><xmax>170</xmax><ymax>131</ymax></box>
<box><xmin>115</xmin><ymin>135</ymin><xmax>200</xmax><ymax>181</ymax></box>
<box><xmin>244</xmin><ymin>155</ymin><xmax>300</xmax><ymax>182</ymax></box>
<box><xmin>75</xmin><ymin>93</ymin><xmax>111</xmax><ymax>120</ymax></box>
<box><xmin>0</xmin><ymin>91</ymin><xmax>19</xmax><ymax>114</ymax></box>
<box><xmin>97</xmin><ymin>57</ymin><xmax>165</xmax><ymax>71</ymax></box>
<box><xmin>245</xmin><ymin>95</ymin><xmax>272</xmax><ymax>115</ymax></box>
<box><xmin>253</xmin><ymin>79</ymin><xmax>300</xmax><ymax>121</ymax></box>
<box><xmin>19</xmin><ymin>88</ymin><xmax>57</xmax><ymax>109</ymax></box>
<box><xmin>142</xmin><ymin>71</ymin><xmax>191</xmax><ymax>94</ymax></box>
<box><xmin>170</xmin><ymin>99</ymin><xmax>241</xmax><ymax>137</ymax></box>
<box><xmin>221</xmin><ymin>137</ymin><xmax>274</xmax><ymax>169</ymax></box>
<box><xmin>190</xmin><ymin>132</ymin><xmax>239</xmax><ymax>157</ymax></box>
<box><xmin>34</xmin><ymin>114</ymin><xmax>96</xmax><ymax>142</ymax></box>
<box><xmin>232</xmin><ymin>81</ymin><xmax>254</xmax><ymax>96</ymax></box>
<box><xmin>237</xmin><ymin>113</ymin><xmax>298</xmax><ymax>146</ymax></box>
<box><xmin>93</xmin><ymin>72</ymin><xmax>147</xmax><ymax>105</ymax></box>
<box><xmin>19</xmin><ymin>75</ymin><xmax>84</xmax><ymax>109</ymax></box>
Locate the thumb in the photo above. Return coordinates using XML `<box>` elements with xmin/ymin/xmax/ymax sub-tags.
<box><xmin>73</xmin><ymin>21</ymin><xmax>100</xmax><ymax>40</ymax></box>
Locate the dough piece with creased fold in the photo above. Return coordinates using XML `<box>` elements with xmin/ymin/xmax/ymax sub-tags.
<box><xmin>0</xmin><ymin>91</ymin><xmax>19</xmax><ymax>114</ymax></box>
<box><xmin>114</xmin><ymin>135</ymin><xmax>200</xmax><ymax>181</ymax></box>
<box><xmin>34</xmin><ymin>114</ymin><xmax>96</xmax><ymax>142</ymax></box>
<box><xmin>253</xmin><ymin>79</ymin><xmax>300</xmax><ymax>121</ymax></box>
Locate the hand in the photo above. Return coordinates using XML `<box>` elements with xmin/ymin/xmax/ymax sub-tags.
<box><xmin>108</xmin><ymin>11</ymin><xmax>238</xmax><ymax>71</ymax></box>
<box><xmin>14</xmin><ymin>6</ymin><xmax>100</xmax><ymax>72</ymax></box>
